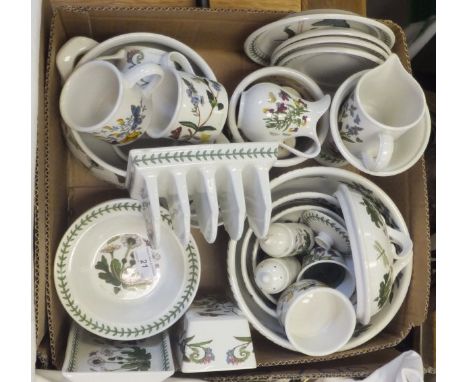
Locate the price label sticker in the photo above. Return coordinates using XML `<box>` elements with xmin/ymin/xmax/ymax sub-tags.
<box><xmin>133</xmin><ymin>245</ymin><xmax>159</xmax><ymax>283</ymax></box>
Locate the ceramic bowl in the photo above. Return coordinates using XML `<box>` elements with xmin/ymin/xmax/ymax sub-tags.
<box><xmin>227</xmin><ymin>66</ymin><xmax>329</xmax><ymax>167</ymax></box>
<box><xmin>329</xmin><ymin>70</ymin><xmax>431</xmax><ymax>176</ymax></box>
<box><xmin>335</xmin><ymin>183</ymin><xmax>412</xmax><ymax>324</ymax></box>
<box><xmin>54</xmin><ymin>199</ymin><xmax>201</xmax><ymax>340</ymax></box>
<box><xmin>228</xmin><ymin>167</ymin><xmax>412</xmax><ymax>352</ymax></box>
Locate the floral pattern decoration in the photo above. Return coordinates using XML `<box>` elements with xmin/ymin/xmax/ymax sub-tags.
<box><xmin>87</xmin><ymin>345</ymin><xmax>151</xmax><ymax>372</ymax></box>
<box><xmin>99</xmin><ymin>99</ymin><xmax>147</xmax><ymax>144</ymax></box>
<box><xmin>94</xmin><ymin>234</ymin><xmax>159</xmax><ymax>295</ymax></box>
<box><xmin>338</xmin><ymin>93</ymin><xmax>363</xmax><ymax>144</ymax></box>
<box><xmin>170</xmin><ymin>77</ymin><xmax>224</xmax><ymax>143</ymax></box>
<box><xmin>226</xmin><ymin>337</ymin><xmax>253</xmax><ymax>365</ymax></box>
<box><xmin>191</xmin><ymin>297</ymin><xmax>241</xmax><ymax>317</ymax></box>
<box><xmin>180</xmin><ymin>335</ymin><xmax>215</xmax><ymax>364</ymax></box>
<box><xmin>374</xmin><ymin>240</ymin><xmax>393</xmax><ymax>309</ymax></box>
<box><xmin>262</xmin><ymin>90</ymin><xmax>310</xmax><ymax>137</ymax></box>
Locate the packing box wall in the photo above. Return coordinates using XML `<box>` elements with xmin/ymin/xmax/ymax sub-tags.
<box><xmin>34</xmin><ymin>2</ymin><xmax>431</xmax><ymax>378</ymax></box>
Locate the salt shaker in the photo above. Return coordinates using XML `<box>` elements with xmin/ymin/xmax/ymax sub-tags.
<box><xmin>259</xmin><ymin>222</ymin><xmax>314</xmax><ymax>258</ymax></box>
<box><xmin>254</xmin><ymin>257</ymin><xmax>301</xmax><ymax>294</ymax></box>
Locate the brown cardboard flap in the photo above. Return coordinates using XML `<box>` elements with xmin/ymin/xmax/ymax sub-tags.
<box><xmin>39</xmin><ymin>5</ymin><xmax>431</xmax><ymax>371</ymax></box>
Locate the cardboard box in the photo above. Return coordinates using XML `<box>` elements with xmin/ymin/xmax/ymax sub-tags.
<box><xmin>34</xmin><ymin>2</ymin><xmax>431</xmax><ymax>378</ymax></box>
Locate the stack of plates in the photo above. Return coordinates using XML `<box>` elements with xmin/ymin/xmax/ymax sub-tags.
<box><xmin>244</xmin><ymin>10</ymin><xmax>395</xmax><ymax>93</ymax></box>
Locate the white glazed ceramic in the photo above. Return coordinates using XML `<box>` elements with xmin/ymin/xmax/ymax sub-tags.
<box><xmin>259</xmin><ymin>222</ymin><xmax>314</xmax><ymax>258</ymax></box>
<box><xmin>98</xmin><ymin>46</ymin><xmax>195</xmax><ymax>87</ymax></box>
<box><xmin>60</xmin><ymin>60</ymin><xmax>163</xmax><ymax>145</ymax></box>
<box><xmin>271</xmin><ymin>35</ymin><xmax>389</xmax><ymax>65</ymax></box>
<box><xmin>338</xmin><ymin>54</ymin><xmax>427</xmax><ymax>171</ymax></box>
<box><xmin>127</xmin><ymin>142</ymin><xmax>278</xmax><ymax>248</ymax></box>
<box><xmin>62</xmin><ymin>323</ymin><xmax>174</xmax><ymax>382</ymax></box>
<box><xmin>335</xmin><ymin>184</ymin><xmax>412</xmax><ymax>324</ymax></box>
<box><xmin>227</xmin><ymin>66</ymin><xmax>329</xmax><ymax>167</ymax></box>
<box><xmin>272</xmin><ymin>28</ymin><xmax>392</xmax><ymax>60</ymax></box>
<box><xmin>237</xmin><ymin>83</ymin><xmax>330</xmax><ymax>158</ymax></box>
<box><xmin>175</xmin><ymin>296</ymin><xmax>256</xmax><ymax>372</ymax></box>
<box><xmin>301</xmin><ymin>209</ymin><xmax>350</xmax><ymax>254</ymax></box>
<box><xmin>277</xmin><ymin>46</ymin><xmax>383</xmax><ymax>93</ymax></box>
<box><xmin>276</xmin><ymin>279</ymin><xmax>356</xmax><ymax>356</ymax></box>
<box><xmin>228</xmin><ymin>167</ymin><xmax>412</xmax><ymax>352</ymax></box>
<box><xmin>56</xmin><ymin>33</ymin><xmax>216</xmax><ymax>82</ymax></box>
<box><xmin>146</xmin><ymin>68</ymin><xmax>228</xmax><ymax>143</ymax></box>
<box><xmin>330</xmin><ymin>71</ymin><xmax>431</xmax><ymax>176</ymax></box>
<box><xmin>57</xmin><ymin>33</ymin><xmax>218</xmax><ymax>187</ymax></box>
<box><xmin>244</xmin><ymin>10</ymin><xmax>395</xmax><ymax>66</ymax></box>
<box><xmin>254</xmin><ymin>257</ymin><xmax>301</xmax><ymax>294</ymax></box>
<box><xmin>297</xmin><ymin>246</ymin><xmax>355</xmax><ymax>298</ymax></box>
<box><xmin>54</xmin><ymin>199</ymin><xmax>201</xmax><ymax>340</ymax></box>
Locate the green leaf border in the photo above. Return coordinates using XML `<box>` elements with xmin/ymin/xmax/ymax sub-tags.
<box><xmin>132</xmin><ymin>147</ymin><xmax>278</xmax><ymax>167</ymax></box>
<box><xmin>55</xmin><ymin>200</ymin><xmax>200</xmax><ymax>340</ymax></box>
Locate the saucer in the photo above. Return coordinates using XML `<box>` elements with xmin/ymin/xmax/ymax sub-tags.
<box><xmin>272</xmin><ymin>28</ymin><xmax>392</xmax><ymax>59</ymax></box>
<box><xmin>54</xmin><ymin>199</ymin><xmax>201</xmax><ymax>340</ymax></box>
<box><xmin>277</xmin><ymin>46</ymin><xmax>383</xmax><ymax>93</ymax></box>
<box><xmin>329</xmin><ymin>71</ymin><xmax>432</xmax><ymax>176</ymax></box>
<box><xmin>271</xmin><ymin>35</ymin><xmax>389</xmax><ymax>65</ymax></box>
<box><xmin>244</xmin><ymin>10</ymin><xmax>395</xmax><ymax>66</ymax></box>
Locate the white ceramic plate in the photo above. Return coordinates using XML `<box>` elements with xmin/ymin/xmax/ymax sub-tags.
<box><xmin>244</xmin><ymin>11</ymin><xmax>395</xmax><ymax>66</ymax></box>
<box><xmin>54</xmin><ymin>199</ymin><xmax>201</xmax><ymax>340</ymax></box>
<box><xmin>227</xmin><ymin>66</ymin><xmax>329</xmax><ymax>167</ymax></box>
<box><xmin>277</xmin><ymin>46</ymin><xmax>383</xmax><ymax>94</ymax></box>
<box><xmin>272</xmin><ymin>28</ymin><xmax>392</xmax><ymax>59</ymax></box>
<box><xmin>329</xmin><ymin>71</ymin><xmax>432</xmax><ymax>176</ymax></box>
<box><xmin>271</xmin><ymin>35</ymin><xmax>389</xmax><ymax>65</ymax></box>
<box><xmin>228</xmin><ymin>167</ymin><xmax>412</xmax><ymax>353</ymax></box>
<box><xmin>63</xmin><ymin>323</ymin><xmax>174</xmax><ymax>381</ymax></box>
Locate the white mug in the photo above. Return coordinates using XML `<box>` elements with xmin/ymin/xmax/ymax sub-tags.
<box><xmin>237</xmin><ymin>83</ymin><xmax>330</xmax><ymax>158</ymax></box>
<box><xmin>254</xmin><ymin>257</ymin><xmax>301</xmax><ymax>295</ymax></box>
<box><xmin>259</xmin><ymin>222</ymin><xmax>314</xmax><ymax>258</ymax></box>
<box><xmin>338</xmin><ymin>54</ymin><xmax>426</xmax><ymax>171</ymax></box>
<box><xmin>276</xmin><ymin>279</ymin><xmax>356</xmax><ymax>356</ymax></box>
<box><xmin>99</xmin><ymin>46</ymin><xmax>195</xmax><ymax>87</ymax></box>
<box><xmin>60</xmin><ymin>60</ymin><xmax>163</xmax><ymax>145</ymax></box>
<box><xmin>146</xmin><ymin>67</ymin><xmax>228</xmax><ymax>143</ymax></box>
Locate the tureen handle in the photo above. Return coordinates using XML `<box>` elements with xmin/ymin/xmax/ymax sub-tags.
<box><xmin>387</xmin><ymin>227</ymin><xmax>413</xmax><ymax>278</ymax></box>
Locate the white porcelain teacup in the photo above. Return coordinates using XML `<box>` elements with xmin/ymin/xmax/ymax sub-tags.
<box><xmin>238</xmin><ymin>82</ymin><xmax>330</xmax><ymax>158</ymax></box>
<box><xmin>99</xmin><ymin>46</ymin><xmax>195</xmax><ymax>87</ymax></box>
<box><xmin>296</xmin><ymin>246</ymin><xmax>355</xmax><ymax>298</ymax></box>
<box><xmin>276</xmin><ymin>279</ymin><xmax>356</xmax><ymax>356</ymax></box>
<box><xmin>338</xmin><ymin>54</ymin><xmax>426</xmax><ymax>171</ymax></box>
<box><xmin>60</xmin><ymin>60</ymin><xmax>163</xmax><ymax>145</ymax></box>
<box><xmin>146</xmin><ymin>67</ymin><xmax>228</xmax><ymax>143</ymax></box>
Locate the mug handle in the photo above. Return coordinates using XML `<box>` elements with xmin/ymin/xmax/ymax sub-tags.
<box><xmin>160</xmin><ymin>51</ymin><xmax>195</xmax><ymax>74</ymax></box>
<box><xmin>56</xmin><ymin>36</ymin><xmax>99</xmax><ymax>82</ymax></box>
<box><xmin>387</xmin><ymin>227</ymin><xmax>413</xmax><ymax>279</ymax></box>
<box><xmin>361</xmin><ymin>133</ymin><xmax>394</xmax><ymax>171</ymax></box>
<box><xmin>123</xmin><ymin>63</ymin><xmax>165</xmax><ymax>97</ymax></box>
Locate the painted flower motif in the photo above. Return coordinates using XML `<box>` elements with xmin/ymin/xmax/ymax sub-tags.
<box><xmin>120</xmin><ymin>234</ymin><xmax>141</xmax><ymax>249</ymax></box>
<box><xmin>210</xmin><ymin>80</ymin><xmax>221</xmax><ymax>92</ymax></box>
<box><xmin>200</xmin><ymin>133</ymin><xmax>211</xmax><ymax>143</ymax></box>
<box><xmin>226</xmin><ymin>349</ymin><xmax>238</xmax><ymax>365</ymax></box>
<box><xmin>100</xmin><ymin>243</ymin><xmax>121</xmax><ymax>254</ymax></box>
<box><xmin>279</xmin><ymin>90</ymin><xmax>290</xmax><ymax>101</ymax></box>
<box><xmin>87</xmin><ymin>354</ymin><xmax>107</xmax><ymax>371</ymax></box>
<box><xmin>202</xmin><ymin>347</ymin><xmax>215</xmax><ymax>364</ymax></box>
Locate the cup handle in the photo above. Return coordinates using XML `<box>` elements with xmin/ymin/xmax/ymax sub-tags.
<box><xmin>56</xmin><ymin>36</ymin><xmax>99</xmax><ymax>82</ymax></box>
<box><xmin>361</xmin><ymin>133</ymin><xmax>394</xmax><ymax>171</ymax></box>
<box><xmin>160</xmin><ymin>51</ymin><xmax>195</xmax><ymax>74</ymax></box>
<box><xmin>278</xmin><ymin>141</ymin><xmax>320</xmax><ymax>159</ymax></box>
<box><xmin>387</xmin><ymin>227</ymin><xmax>413</xmax><ymax>279</ymax></box>
<box><xmin>123</xmin><ymin>63</ymin><xmax>165</xmax><ymax>97</ymax></box>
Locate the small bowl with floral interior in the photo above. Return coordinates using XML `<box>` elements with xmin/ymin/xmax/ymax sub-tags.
<box><xmin>54</xmin><ymin>199</ymin><xmax>201</xmax><ymax>340</ymax></box>
<box><xmin>334</xmin><ymin>184</ymin><xmax>413</xmax><ymax>325</ymax></box>
<box><xmin>62</xmin><ymin>323</ymin><xmax>174</xmax><ymax>382</ymax></box>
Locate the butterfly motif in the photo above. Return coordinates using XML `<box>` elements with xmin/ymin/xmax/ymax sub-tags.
<box><xmin>170</xmin><ymin>127</ymin><xmax>182</xmax><ymax>140</ymax></box>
